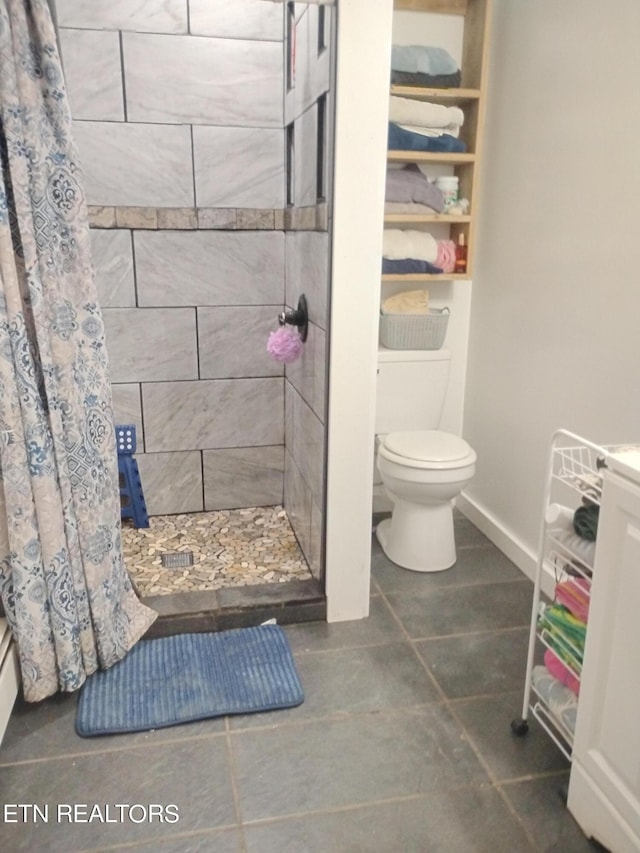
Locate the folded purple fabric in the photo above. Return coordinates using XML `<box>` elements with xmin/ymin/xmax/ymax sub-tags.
<box><xmin>385</xmin><ymin>164</ymin><xmax>445</xmax><ymax>213</ymax></box>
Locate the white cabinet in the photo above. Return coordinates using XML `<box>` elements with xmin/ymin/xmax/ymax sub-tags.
<box><xmin>568</xmin><ymin>454</ymin><xmax>640</xmax><ymax>853</ymax></box>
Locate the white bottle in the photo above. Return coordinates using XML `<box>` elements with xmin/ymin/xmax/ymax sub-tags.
<box><xmin>435</xmin><ymin>176</ymin><xmax>459</xmax><ymax>210</ymax></box>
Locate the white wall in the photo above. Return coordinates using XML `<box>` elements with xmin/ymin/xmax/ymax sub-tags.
<box><xmin>325</xmin><ymin>0</ymin><xmax>393</xmax><ymax>620</ymax></box>
<box><xmin>460</xmin><ymin>0</ymin><xmax>640</xmax><ymax>577</ymax></box>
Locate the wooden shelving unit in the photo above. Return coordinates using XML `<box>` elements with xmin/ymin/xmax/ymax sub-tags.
<box><xmin>386</xmin><ymin>0</ymin><xmax>492</xmax><ymax>280</ymax></box>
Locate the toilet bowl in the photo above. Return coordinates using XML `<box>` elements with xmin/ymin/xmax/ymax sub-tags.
<box><xmin>375</xmin><ymin>429</ymin><xmax>476</xmax><ymax>572</ymax></box>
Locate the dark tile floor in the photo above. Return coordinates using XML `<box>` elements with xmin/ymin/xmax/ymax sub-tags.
<box><xmin>0</xmin><ymin>515</ymin><xmax>599</xmax><ymax>852</ymax></box>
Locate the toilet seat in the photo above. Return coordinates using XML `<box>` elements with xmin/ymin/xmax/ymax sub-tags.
<box><xmin>379</xmin><ymin>430</ymin><xmax>476</xmax><ymax>470</ymax></box>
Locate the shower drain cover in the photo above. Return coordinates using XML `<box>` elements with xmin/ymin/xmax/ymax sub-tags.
<box><xmin>161</xmin><ymin>551</ymin><xmax>194</xmax><ymax>569</ymax></box>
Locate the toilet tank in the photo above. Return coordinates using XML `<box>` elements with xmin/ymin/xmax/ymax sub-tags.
<box><xmin>375</xmin><ymin>348</ymin><xmax>451</xmax><ymax>434</ymax></box>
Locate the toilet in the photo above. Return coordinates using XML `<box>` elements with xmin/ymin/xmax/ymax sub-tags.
<box><xmin>375</xmin><ymin>347</ymin><xmax>476</xmax><ymax>572</ymax></box>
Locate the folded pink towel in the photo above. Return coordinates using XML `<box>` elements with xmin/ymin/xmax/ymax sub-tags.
<box><xmin>544</xmin><ymin>649</ymin><xmax>580</xmax><ymax>696</ymax></box>
<box><xmin>436</xmin><ymin>240</ymin><xmax>456</xmax><ymax>273</ymax></box>
<box><xmin>555</xmin><ymin>577</ymin><xmax>590</xmax><ymax>624</ymax></box>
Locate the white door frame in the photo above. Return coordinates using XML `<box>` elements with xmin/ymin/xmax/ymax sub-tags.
<box><xmin>324</xmin><ymin>0</ymin><xmax>393</xmax><ymax>621</ymax></box>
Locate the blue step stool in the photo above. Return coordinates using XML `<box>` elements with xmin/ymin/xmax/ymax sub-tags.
<box><xmin>116</xmin><ymin>425</ymin><xmax>149</xmax><ymax>529</ymax></box>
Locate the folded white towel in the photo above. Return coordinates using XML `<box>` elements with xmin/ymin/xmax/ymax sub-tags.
<box><xmin>382</xmin><ymin>230</ymin><xmax>438</xmax><ymax>263</ymax></box>
<box><xmin>398</xmin><ymin>122</ymin><xmax>459</xmax><ymax>139</ymax></box>
<box><xmin>389</xmin><ymin>96</ymin><xmax>464</xmax><ymax>131</ymax></box>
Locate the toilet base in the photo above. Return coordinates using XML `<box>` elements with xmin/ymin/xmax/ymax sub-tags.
<box><xmin>375</xmin><ymin>500</ymin><xmax>456</xmax><ymax>572</ymax></box>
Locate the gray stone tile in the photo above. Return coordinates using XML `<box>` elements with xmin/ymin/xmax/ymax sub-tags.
<box><xmin>372</xmin><ymin>537</ymin><xmax>527</xmax><ymax>593</ymax></box>
<box><xmin>197</xmin><ymin>208</ymin><xmax>237</xmax><ymax>230</ymax></box>
<box><xmin>455</xmin><ymin>514</ymin><xmax>494</xmax><ymax>548</ymax></box>
<box><xmin>88</xmin><ymin>206</ymin><xmax>116</xmax><ymax>228</ymax></box>
<box><xmin>292</xmin><ymin>4</ymin><xmax>332</xmax><ymax>121</ymax></box>
<box><xmin>73</xmin><ymin>121</ymin><xmax>193</xmax><ymax>207</ymax></box>
<box><xmin>116</xmin><ymin>206</ymin><xmax>158</xmax><ymax>229</ymax></box>
<box><xmin>118</xmin><ymin>829</ymin><xmax>243</xmax><ymax>853</ymax></box>
<box><xmin>123</xmin><ymin>33</ymin><xmax>282</xmax><ymax>127</ymax></box>
<box><xmin>236</xmin><ymin>209</ymin><xmax>276</xmax><ymax>230</ymax></box>
<box><xmin>0</xmin><ymin>692</ymin><xmax>226</xmax><ymax>766</ymax></box>
<box><xmin>0</xmin><ymin>738</ymin><xmax>235</xmax><ymax>851</ymax></box>
<box><xmin>55</xmin><ymin>0</ymin><xmax>188</xmax><ymax>33</ymax></box>
<box><xmin>232</xmin><ymin>706</ymin><xmax>488</xmax><ymax>821</ymax></box>
<box><xmin>285</xmin><ymin>231</ymin><xmax>329</xmax><ymax>330</ymax></box>
<box><xmin>111</xmin><ymin>384</ymin><xmax>143</xmax><ymax>450</ymax></box>
<box><xmin>136</xmin><ymin>451</ymin><xmax>204</xmax><ymax>515</ymax></box>
<box><xmin>385</xmin><ymin>580</ymin><xmax>533</xmax><ymax>639</ymax></box>
<box><xmin>231</xmin><ymin>642</ymin><xmax>440</xmax><ymax>730</ymax></box>
<box><xmin>284</xmin><ymin>449</ymin><xmax>312</xmax><ymax>561</ymax></box>
<box><xmin>189</xmin><ymin>0</ymin><xmax>283</xmax><ymax>40</ymax></box>
<box><xmin>500</xmin><ymin>775</ymin><xmax>594</xmax><ymax>853</ymax></box>
<box><xmin>194</xmin><ymin>126</ymin><xmax>284</xmax><ymax>209</ymax></box>
<box><xmin>285</xmin><ymin>321</ymin><xmax>326</xmax><ymax>422</ymax></box>
<box><xmin>142</xmin><ymin>379</ymin><xmax>284</xmax><ymax>452</ymax></box>
<box><xmin>414</xmin><ymin>627</ymin><xmax>531</xmax><ymax>699</ymax></box>
<box><xmin>58</xmin><ymin>29</ymin><xmax>124</xmax><ymax>121</ymax></box>
<box><xmin>294</xmin><ymin>104</ymin><xmax>318</xmax><ymax>208</ymax></box>
<box><xmin>452</xmin><ymin>692</ymin><xmax>571</xmax><ymax>781</ymax></box>
<box><xmin>156</xmin><ymin>207</ymin><xmax>197</xmax><ymax>229</ymax></box>
<box><xmin>103</xmin><ymin>308</ymin><xmax>197</xmax><ymax>382</ymax></box>
<box><xmin>244</xmin><ymin>786</ymin><xmax>535</xmax><ymax>853</ymax></box>
<box><xmin>135</xmin><ymin>231</ymin><xmax>284</xmax><ymax>307</ymax></box>
<box><xmin>289</xmin><ymin>387</ymin><xmax>325</xmax><ymax>506</ymax></box>
<box><xmin>309</xmin><ymin>497</ymin><xmax>323</xmax><ymax>581</ymax></box>
<box><xmin>198</xmin><ymin>306</ymin><xmax>283</xmax><ymax>379</ymax></box>
<box><xmin>203</xmin><ymin>446</ymin><xmax>284</xmax><ymax>510</ymax></box>
<box><xmin>283</xmin><ymin>596</ymin><xmax>402</xmax><ymax>654</ymax></box>
<box><xmin>91</xmin><ymin>229</ymin><xmax>135</xmax><ymax>307</ymax></box>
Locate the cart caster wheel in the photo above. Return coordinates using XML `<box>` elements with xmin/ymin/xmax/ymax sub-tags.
<box><xmin>510</xmin><ymin>718</ymin><xmax>529</xmax><ymax>737</ymax></box>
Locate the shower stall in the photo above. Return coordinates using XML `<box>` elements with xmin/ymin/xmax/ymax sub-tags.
<box><xmin>54</xmin><ymin>0</ymin><xmax>335</xmax><ymax>615</ymax></box>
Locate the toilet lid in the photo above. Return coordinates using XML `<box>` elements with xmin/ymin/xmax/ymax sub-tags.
<box><xmin>383</xmin><ymin>430</ymin><xmax>472</xmax><ymax>463</ymax></box>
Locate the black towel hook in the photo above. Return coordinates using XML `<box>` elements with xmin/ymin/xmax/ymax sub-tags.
<box><xmin>278</xmin><ymin>294</ymin><xmax>309</xmax><ymax>342</ymax></box>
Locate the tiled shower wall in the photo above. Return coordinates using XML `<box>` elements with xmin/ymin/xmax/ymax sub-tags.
<box><xmin>55</xmin><ymin>0</ymin><xmax>332</xmax><ymax>579</ymax></box>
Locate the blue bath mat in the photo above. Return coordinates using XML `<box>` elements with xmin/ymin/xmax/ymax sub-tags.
<box><xmin>76</xmin><ymin>625</ymin><xmax>303</xmax><ymax>737</ymax></box>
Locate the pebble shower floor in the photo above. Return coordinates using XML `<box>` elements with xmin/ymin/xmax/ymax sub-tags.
<box><xmin>122</xmin><ymin>506</ymin><xmax>312</xmax><ymax>596</ymax></box>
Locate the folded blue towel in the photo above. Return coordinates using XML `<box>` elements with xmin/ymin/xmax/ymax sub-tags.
<box><xmin>388</xmin><ymin>123</ymin><xmax>467</xmax><ymax>154</ymax></box>
<box><xmin>382</xmin><ymin>258</ymin><xmax>443</xmax><ymax>275</ymax></box>
<box><xmin>391</xmin><ymin>69</ymin><xmax>462</xmax><ymax>89</ymax></box>
<box><xmin>391</xmin><ymin>45</ymin><xmax>459</xmax><ymax>76</ymax></box>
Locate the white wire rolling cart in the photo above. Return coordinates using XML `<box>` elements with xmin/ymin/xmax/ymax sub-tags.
<box><xmin>510</xmin><ymin>429</ymin><xmax>622</xmax><ymax>760</ymax></box>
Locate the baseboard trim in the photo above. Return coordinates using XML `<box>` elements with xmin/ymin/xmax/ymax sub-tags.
<box><xmin>456</xmin><ymin>493</ymin><xmax>556</xmax><ymax>599</ymax></box>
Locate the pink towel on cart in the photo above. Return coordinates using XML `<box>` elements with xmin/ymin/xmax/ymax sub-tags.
<box><xmin>544</xmin><ymin>649</ymin><xmax>580</xmax><ymax>696</ymax></box>
<box><xmin>555</xmin><ymin>577</ymin><xmax>591</xmax><ymax>623</ymax></box>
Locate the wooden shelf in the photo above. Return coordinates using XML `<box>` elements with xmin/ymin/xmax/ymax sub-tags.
<box><xmin>394</xmin><ymin>0</ymin><xmax>468</xmax><ymax>14</ymax></box>
<box><xmin>390</xmin><ymin>85</ymin><xmax>481</xmax><ymax>105</ymax></box>
<box><xmin>381</xmin><ymin>273</ymin><xmax>471</xmax><ymax>281</ymax></box>
<box><xmin>384</xmin><ymin>214</ymin><xmax>471</xmax><ymax>224</ymax></box>
<box><xmin>387</xmin><ymin>150</ymin><xmax>475</xmax><ymax>164</ymax></box>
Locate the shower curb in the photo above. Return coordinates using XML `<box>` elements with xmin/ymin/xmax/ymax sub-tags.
<box><xmin>140</xmin><ymin>578</ymin><xmax>326</xmax><ymax>639</ymax></box>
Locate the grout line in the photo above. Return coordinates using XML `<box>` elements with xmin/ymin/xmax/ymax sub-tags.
<box><xmin>75</xmin><ymin>823</ymin><xmax>242</xmax><ymax>853</ymax></box>
<box><xmin>379</xmin><ymin>586</ymin><xmax>543</xmax><ymax>852</ymax></box>
<box><xmin>224</xmin><ymin>717</ymin><xmax>248</xmax><ymax>852</ymax></box>
<box><xmin>118</xmin><ymin>31</ymin><xmax>127</xmax><ymax>122</ymax></box>
<box><xmin>0</xmin><ymin>729</ymin><xmax>229</xmax><ymax>769</ymax></box>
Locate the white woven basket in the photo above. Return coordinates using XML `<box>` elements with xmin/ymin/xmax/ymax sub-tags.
<box><xmin>379</xmin><ymin>307</ymin><xmax>450</xmax><ymax>350</ymax></box>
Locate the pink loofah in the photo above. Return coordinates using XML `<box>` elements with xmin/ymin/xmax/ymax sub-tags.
<box><xmin>267</xmin><ymin>326</ymin><xmax>304</xmax><ymax>363</ymax></box>
<box><xmin>436</xmin><ymin>239</ymin><xmax>456</xmax><ymax>273</ymax></box>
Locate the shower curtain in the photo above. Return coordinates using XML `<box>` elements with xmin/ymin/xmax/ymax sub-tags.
<box><xmin>0</xmin><ymin>0</ymin><xmax>156</xmax><ymax>702</ymax></box>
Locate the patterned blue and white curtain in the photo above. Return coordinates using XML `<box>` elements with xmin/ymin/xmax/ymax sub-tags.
<box><xmin>0</xmin><ymin>0</ymin><xmax>156</xmax><ymax>702</ymax></box>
